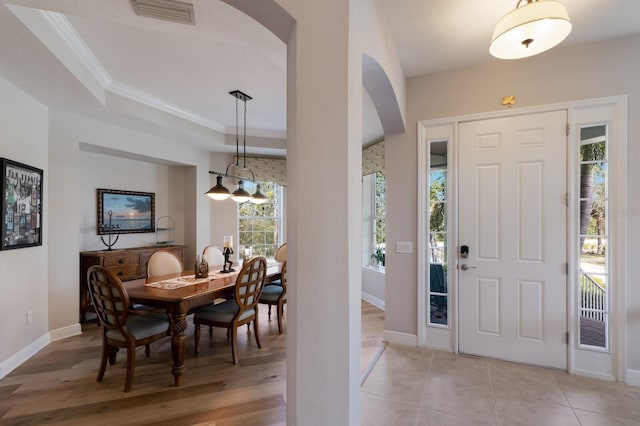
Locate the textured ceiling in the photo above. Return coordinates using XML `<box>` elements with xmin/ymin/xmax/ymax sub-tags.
<box><xmin>1</xmin><ymin>0</ymin><xmax>639</xmax><ymax>156</ymax></box>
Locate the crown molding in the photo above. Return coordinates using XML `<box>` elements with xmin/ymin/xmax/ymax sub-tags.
<box><xmin>39</xmin><ymin>10</ymin><xmax>113</xmax><ymax>89</ymax></box>
<box><xmin>34</xmin><ymin>9</ymin><xmax>227</xmax><ymax>133</ymax></box>
<box><xmin>108</xmin><ymin>81</ymin><xmax>225</xmax><ymax>132</ymax></box>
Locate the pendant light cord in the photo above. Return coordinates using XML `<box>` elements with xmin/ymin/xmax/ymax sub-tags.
<box><xmin>243</xmin><ymin>96</ymin><xmax>247</xmax><ymax>168</ymax></box>
<box><xmin>235</xmin><ymin>95</ymin><xmax>240</xmax><ymax>166</ymax></box>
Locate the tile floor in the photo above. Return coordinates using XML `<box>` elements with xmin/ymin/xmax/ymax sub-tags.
<box><xmin>361</xmin><ymin>344</ymin><xmax>640</xmax><ymax>426</ymax></box>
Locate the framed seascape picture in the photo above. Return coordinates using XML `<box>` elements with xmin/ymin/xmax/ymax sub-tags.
<box><xmin>97</xmin><ymin>188</ymin><xmax>155</xmax><ymax>235</ymax></box>
<box><xmin>1</xmin><ymin>158</ymin><xmax>43</xmax><ymax>250</ymax></box>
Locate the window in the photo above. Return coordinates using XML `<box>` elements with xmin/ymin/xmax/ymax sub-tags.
<box><xmin>428</xmin><ymin>140</ymin><xmax>448</xmax><ymax>326</ymax></box>
<box><xmin>578</xmin><ymin>125</ymin><xmax>609</xmax><ymax>349</ymax></box>
<box><xmin>363</xmin><ymin>171</ymin><xmax>385</xmax><ymax>268</ymax></box>
<box><xmin>238</xmin><ymin>181</ymin><xmax>283</xmax><ymax>259</ymax></box>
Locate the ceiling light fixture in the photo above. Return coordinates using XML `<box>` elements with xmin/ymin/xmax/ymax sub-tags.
<box><xmin>207</xmin><ymin>90</ymin><xmax>267</xmax><ymax>204</ymax></box>
<box><xmin>490</xmin><ymin>0</ymin><xmax>571</xmax><ymax>60</ymax></box>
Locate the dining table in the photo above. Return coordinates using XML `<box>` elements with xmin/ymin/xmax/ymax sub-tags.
<box><xmin>125</xmin><ymin>261</ymin><xmax>282</xmax><ymax>387</ymax></box>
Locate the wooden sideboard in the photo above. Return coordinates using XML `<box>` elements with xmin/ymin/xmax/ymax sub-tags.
<box><xmin>79</xmin><ymin>245</ymin><xmax>185</xmax><ymax>322</ymax></box>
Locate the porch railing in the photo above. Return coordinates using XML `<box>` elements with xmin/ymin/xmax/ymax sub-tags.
<box><xmin>579</xmin><ymin>270</ymin><xmax>607</xmax><ymax>322</ymax></box>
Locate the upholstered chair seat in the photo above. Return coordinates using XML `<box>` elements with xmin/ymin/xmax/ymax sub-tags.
<box><xmin>193</xmin><ymin>256</ymin><xmax>267</xmax><ymax>364</ymax></box>
<box><xmin>259</xmin><ymin>261</ymin><xmax>287</xmax><ymax>334</ymax></box>
<box><xmin>87</xmin><ymin>266</ymin><xmax>171</xmax><ymax>392</ymax></box>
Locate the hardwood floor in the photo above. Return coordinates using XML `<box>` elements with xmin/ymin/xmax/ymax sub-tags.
<box><xmin>0</xmin><ymin>301</ymin><xmax>385</xmax><ymax>425</ymax></box>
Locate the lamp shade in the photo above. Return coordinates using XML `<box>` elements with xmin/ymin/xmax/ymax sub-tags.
<box><xmin>251</xmin><ymin>184</ymin><xmax>267</xmax><ymax>205</ymax></box>
<box><xmin>231</xmin><ymin>181</ymin><xmax>251</xmax><ymax>203</ymax></box>
<box><xmin>206</xmin><ymin>175</ymin><xmax>231</xmax><ymax>200</ymax></box>
<box><xmin>490</xmin><ymin>0</ymin><xmax>571</xmax><ymax>60</ymax></box>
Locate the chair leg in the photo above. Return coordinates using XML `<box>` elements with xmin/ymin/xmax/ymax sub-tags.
<box><xmin>145</xmin><ymin>344</ymin><xmax>151</xmax><ymax>357</ymax></box>
<box><xmin>209</xmin><ymin>325</ymin><xmax>213</xmax><ymax>336</ymax></box>
<box><xmin>276</xmin><ymin>302</ymin><xmax>284</xmax><ymax>334</ymax></box>
<box><xmin>194</xmin><ymin>323</ymin><xmax>201</xmax><ymax>356</ymax></box>
<box><xmin>231</xmin><ymin>326</ymin><xmax>239</xmax><ymax>364</ymax></box>
<box><xmin>253</xmin><ymin>317</ymin><xmax>262</xmax><ymax>349</ymax></box>
<box><xmin>124</xmin><ymin>343</ymin><xmax>136</xmax><ymax>392</ymax></box>
<box><xmin>108</xmin><ymin>347</ymin><xmax>119</xmax><ymax>365</ymax></box>
<box><xmin>97</xmin><ymin>343</ymin><xmax>110</xmax><ymax>382</ymax></box>
<box><xmin>268</xmin><ymin>304</ymin><xmax>272</xmax><ymax>320</ymax></box>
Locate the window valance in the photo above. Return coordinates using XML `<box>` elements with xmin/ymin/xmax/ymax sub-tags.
<box><xmin>230</xmin><ymin>140</ymin><xmax>383</xmax><ymax>185</ymax></box>
<box><xmin>362</xmin><ymin>139</ymin><xmax>385</xmax><ymax>175</ymax></box>
<box><xmin>234</xmin><ymin>156</ymin><xmax>286</xmax><ymax>187</ymax></box>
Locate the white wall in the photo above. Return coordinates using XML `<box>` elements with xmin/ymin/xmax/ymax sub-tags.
<box><xmin>77</xmin><ymin>150</ymin><xmax>187</xmax><ymax>252</ymax></box>
<box><xmin>0</xmin><ymin>106</ymin><xmax>214</xmax><ymax>376</ymax></box>
<box><xmin>0</xmin><ymin>75</ymin><xmax>49</xmax><ymax>368</ymax></box>
<box><xmin>362</xmin><ymin>267</ymin><xmax>385</xmax><ymax>309</ymax></box>
<box><xmin>46</xmin><ymin>110</ymin><xmax>212</xmax><ymax>332</ymax></box>
<box><xmin>385</xmin><ymin>34</ymin><xmax>640</xmax><ymax>375</ymax></box>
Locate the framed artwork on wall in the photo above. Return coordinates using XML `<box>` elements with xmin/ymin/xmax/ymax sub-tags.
<box><xmin>97</xmin><ymin>188</ymin><xmax>155</xmax><ymax>235</ymax></box>
<box><xmin>1</xmin><ymin>158</ymin><xmax>43</xmax><ymax>250</ymax></box>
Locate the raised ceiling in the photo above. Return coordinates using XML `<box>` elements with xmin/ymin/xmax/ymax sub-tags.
<box><xmin>1</xmin><ymin>0</ymin><xmax>639</xmax><ymax>156</ymax></box>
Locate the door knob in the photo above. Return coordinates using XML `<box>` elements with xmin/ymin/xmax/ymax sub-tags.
<box><xmin>460</xmin><ymin>264</ymin><xmax>477</xmax><ymax>271</ymax></box>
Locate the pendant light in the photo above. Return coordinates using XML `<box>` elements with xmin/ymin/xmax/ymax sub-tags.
<box><xmin>490</xmin><ymin>0</ymin><xmax>571</xmax><ymax>60</ymax></box>
<box><xmin>206</xmin><ymin>90</ymin><xmax>266</xmax><ymax>204</ymax></box>
<box><xmin>206</xmin><ymin>175</ymin><xmax>231</xmax><ymax>200</ymax></box>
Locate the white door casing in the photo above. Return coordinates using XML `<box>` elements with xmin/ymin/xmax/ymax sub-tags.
<box><xmin>458</xmin><ymin>110</ymin><xmax>568</xmax><ymax>369</ymax></box>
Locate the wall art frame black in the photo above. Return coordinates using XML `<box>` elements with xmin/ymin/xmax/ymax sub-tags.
<box><xmin>1</xmin><ymin>158</ymin><xmax>43</xmax><ymax>250</ymax></box>
<box><xmin>97</xmin><ymin>188</ymin><xmax>155</xmax><ymax>235</ymax></box>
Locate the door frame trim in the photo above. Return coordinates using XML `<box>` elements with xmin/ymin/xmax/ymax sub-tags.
<box><xmin>417</xmin><ymin>95</ymin><xmax>628</xmax><ymax>381</ymax></box>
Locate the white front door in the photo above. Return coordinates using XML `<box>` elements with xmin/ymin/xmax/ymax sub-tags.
<box><xmin>458</xmin><ymin>111</ymin><xmax>568</xmax><ymax>369</ymax></box>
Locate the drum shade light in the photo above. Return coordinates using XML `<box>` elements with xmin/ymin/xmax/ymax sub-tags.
<box><xmin>490</xmin><ymin>0</ymin><xmax>571</xmax><ymax>60</ymax></box>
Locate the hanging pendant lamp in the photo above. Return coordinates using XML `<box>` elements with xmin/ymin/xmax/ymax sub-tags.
<box><xmin>230</xmin><ymin>180</ymin><xmax>251</xmax><ymax>203</ymax></box>
<box><xmin>206</xmin><ymin>90</ymin><xmax>267</xmax><ymax>204</ymax></box>
<box><xmin>490</xmin><ymin>0</ymin><xmax>571</xmax><ymax>60</ymax></box>
<box><xmin>251</xmin><ymin>184</ymin><xmax>267</xmax><ymax>205</ymax></box>
<box><xmin>206</xmin><ymin>175</ymin><xmax>231</xmax><ymax>200</ymax></box>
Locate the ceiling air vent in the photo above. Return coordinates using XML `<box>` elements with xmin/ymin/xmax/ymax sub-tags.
<box><xmin>131</xmin><ymin>0</ymin><xmax>195</xmax><ymax>25</ymax></box>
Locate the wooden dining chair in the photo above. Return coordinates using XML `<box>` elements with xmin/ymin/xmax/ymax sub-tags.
<box><xmin>261</xmin><ymin>242</ymin><xmax>287</xmax><ymax>319</ymax></box>
<box><xmin>87</xmin><ymin>266</ymin><xmax>171</xmax><ymax>392</ymax></box>
<box><xmin>265</xmin><ymin>242</ymin><xmax>287</xmax><ymax>289</ymax></box>
<box><xmin>274</xmin><ymin>242</ymin><xmax>287</xmax><ymax>264</ymax></box>
<box><xmin>147</xmin><ymin>250</ymin><xmax>184</xmax><ymax>277</ymax></box>
<box><xmin>259</xmin><ymin>260</ymin><xmax>287</xmax><ymax>333</ymax></box>
<box><xmin>193</xmin><ymin>256</ymin><xmax>267</xmax><ymax>364</ymax></box>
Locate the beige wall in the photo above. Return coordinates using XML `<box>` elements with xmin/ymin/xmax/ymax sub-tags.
<box><xmin>46</xmin><ymin>110</ymin><xmax>212</xmax><ymax>331</ymax></box>
<box><xmin>0</xmin><ymin>76</ymin><xmax>49</xmax><ymax>366</ymax></box>
<box><xmin>385</xmin><ymin>34</ymin><xmax>640</xmax><ymax>372</ymax></box>
<box><xmin>77</xmin><ymin>151</ymin><xmax>186</xmax><ymax>252</ymax></box>
<box><xmin>1</xmin><ymin>103</ymin><xmax>213</xmax><ymax>375</ymax></box>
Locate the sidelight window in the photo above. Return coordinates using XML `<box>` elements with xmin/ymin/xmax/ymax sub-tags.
<box><xmin>578</xmin><ymin>125</ymin><xmax>609</xmax><ymax>349</ymax></box>
<box><xmin>428</xmin><ymin>140</ymin><xmax>448</xmax><ymax>326</ymax></box>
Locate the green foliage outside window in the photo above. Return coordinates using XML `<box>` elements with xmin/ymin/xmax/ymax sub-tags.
<box><xmin>374</xmin><ymin>171</ymin><xmax>386</xmax><ymax>249</ymax></box>
<box><xmin>238</xmin><ymin>181</ymin><xmax>281</xmax><ymax>258</ymax></box>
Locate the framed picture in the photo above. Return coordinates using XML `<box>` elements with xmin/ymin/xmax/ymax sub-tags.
<box><xmin>1</xmin><ymin>158</ymin><xmax>43</xmax><ymax>250</ymax></box>
<box><xmin>97</xmin><ymin>188</ymin><xmax>155</xmax><ymax>235</ymax></box>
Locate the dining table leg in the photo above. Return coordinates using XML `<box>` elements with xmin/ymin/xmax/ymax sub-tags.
<box><xmin>169</xmin><ymin>311</ymin><xmax>188</xmax><ymax>387</ymax></box>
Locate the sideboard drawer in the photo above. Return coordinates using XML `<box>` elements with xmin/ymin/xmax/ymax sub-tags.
<box><xmin>79</xmin><ymin>245</ymin><xmax>185</xmax><ymax>322</ymax></box>
<box><xmin>104</xmin><ymin>254</ymin><xmax>140</xmax><ymax>268</ymax></box>
<box><xmin>106</xmin><ymin>264</ymin><xmax>140</xmax><ymax>281</ymax></box>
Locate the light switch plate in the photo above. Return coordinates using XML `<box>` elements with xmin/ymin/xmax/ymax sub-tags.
<box><xmin>396</xmin><ymin>241</ymin><xmax>413</xmax><ymax>254</ymax></box>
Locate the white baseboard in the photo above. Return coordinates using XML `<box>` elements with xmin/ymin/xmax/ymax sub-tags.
<box><xmin>0</xmin><ymin>333</ymin><xmax>50</xmax><ymax>380</ymax></box>
<box><xmin>0</xmin><ymin>323</ymin><xmax>82</xmax><ymax>380</ymax></box>
<box><xmin>50</xmin><ymin>323</ymin><xmax>82</xmax><ymax>341</ymax></box>
<box><xmin>383</xmin><ymin>329</ymin><xmax>418</xmax><ymax>347</ymax></box>
<box><xmin>361</xmin><ymin>291</ymin><xmax>385</xmax><ymax>310</ymax></box>
<box><xmin>626</xmin><ymin>369</ymin><xmax>640</xmax><ymax>387</ymax></box>
<box><xmin>572</xmin><ymin>368</ymin><xmax>615</xmax><ymax>382</ymax></box>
